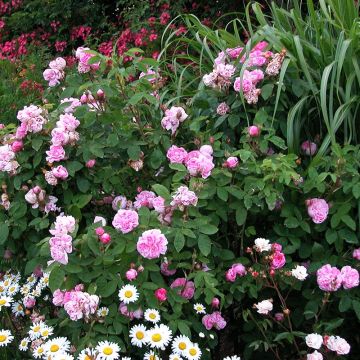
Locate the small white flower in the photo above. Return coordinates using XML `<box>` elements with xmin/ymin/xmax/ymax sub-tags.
<box><xmin>77</xmin><ymin>347</ymin><xmax>97</xmax><ymax>360</ymax></box>
<box><xmin>305</xmin><ymin>333</ymin><xmax>323</xmax><ymax>350</ymax></box>
<box><xmin>0</xmin><ymin>295</ymin><xmax>13</xmax><ymax>309</ymax></box>
<box><xmin>184</xmin><ymin>342</ymin><xmax>202</xmax><ymax>360</ymax></box>
<box><xmin>44</xmin><ymin>336</ymin><xmax>71</xmax><ymax>355</ymax></box>
<box><xmin>0</xmin><ymin>329</ymin><xmax>14</xmax><ymax>347</ymax></box>
<box><xmin>209</xmin><ymin>334</ymin><xmax>215</xmax><ymax>340</ymax></box>
<box><xmin>144</xmin><ymin>309</ymin><xmax>161</xmax><ymax>323</ymax></box>
<box><xmin>193</xmin><ymin>303</ymin><xmax>206</xmax><ymax>314</ymax></box>
<box><xmin>95</xmin><ymin>341</ymin><xmax>120</xmax><ymax>360</ymax></box>
<box><xmin>33</xmin><ymin>345</ymin><xmax>45</xmax><ymax>358</ymax></box>
<box><xmin>146</xmin><ymin>324</ymin><xmax>173</xmax><ymax>350</ymax></box>
<box><xmin>144</xmin><ymin>352</ymin><xmax>160</xmax><ymax>360</ymax></box>
<box><xmin>291</xmin><ymin>265</ymin><xmax>308</xmax><ymax>281</ymax></box>
<box><xmin>19</xmin><ymin>337</ymin><xmax>30</xmax><ymax>351</ymax></box>
<box><xmin>11</xmin><ymin>301</ymin><xmax>24</xmax><ymax>316</ymax></box>
<box><xmin>254</xmin><ymin>299</ymin><xmax>273</xmax><ymax>315</ymax></box>
<box><xmin>224</xmin><ymin>356</ymin><xmax>241</xmax><ymax>360</ymax></box>
<box><xmin>97</xmin><ymin>307</ymin><xmax>109</xmax><ymax>317</ymax></box>
<box><xmin>40</xmin><ymin>325</ymin><xmax>54</xmax><ymax>339</ymax></box>
<box><xmin>118</xmin><ymin>284</ymin><xmax>139</xmax><ymax>304</ymax></box>
<box><xmin>29</xmin><ymin>321</ymin><xmax>45</xmax><ymax>340</ymax></box>
<box><xmin>6</xmin><ymin>283</ymin><xmax>19</xmax><ymax>296</ymax></box>
<box><xmin>254</xmin><ymin>238</ymin><xmax>272</xmax><ymax>252</ymax></box>
<box><xmin>172</xmin><ymin>335</ymin><xmax>191</xmax><ymax>355</ymax></box>
<box><xmin>169</xmin><ymin>354</ymin><xmax>183</xmax><ymax>360</ymax></box>
<box><xmin>326</xmin><ymin>335</ymin><xmax>350</xmax><ymax>355</ymax></box>
<box><xmin>130</xmin><ymin>324</ymin><xmax>148</xmax><ymax>347</ymax></box>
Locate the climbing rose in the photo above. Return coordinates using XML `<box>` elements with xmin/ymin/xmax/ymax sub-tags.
<box><xmin>254</xmin><ymin>299</ymin><xmax>273</xmax><ymax>314</ymax></box>
<box><xmin>326</xmin><ymin>336</ymin><xmax>350</xmax><ymax>355</ymax></box>
<box><xmin>316</xmin><ymin>264</ymin><xmax>342</xmax><ymax>292</ymax></box>
<box><xmin>340</xmin><ymin>266</ymin><xmax>359</xmax><ymax>289</ymax></box>
<box><xmin>307</xmin><ymin>351</ymin><xmax>323</xmax><ymax>360</ymax></box>
<box><xmin>112</xmin><ymin>209</ymin><xmax>139</xmax><ymax>234</ymax></box>
<box><xmin>137</xmin><ymin>229</ymin><xmax>168</xmax><ymax>259</ymax></box>
<box><xmin>166</xmin><ymin>145</ymin><xmax>188</xmax><ymax>164</ymax></box>
<box><xmin>305</xmin><ymin>334</ymin><xmax>323</xmax><ymax>350</ymax></box>
<box><xmin>306</xmin><ymin>198</ymin><xmax>329</xmax><ymax>224</ymax></box>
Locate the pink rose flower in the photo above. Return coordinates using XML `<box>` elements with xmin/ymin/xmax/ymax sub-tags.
<box><xmin>224</xmin><ymin>156</ymin><xmax>238</xmax><ymax>168</ymax></box>
<box><xmin>170</xmin><ymin>277</ymin><xmax>195</xmax><ymax>299</ymax></box>
<box><xmin>340</xmin><ymin>266</ymin><xmax>359</xmax><ymax>289</ymax></box>
<box><xmin>126</xmin><ymin>269</ymin><xmax>138</xmax><ymax>281</ymax></box>
<box><xmin>202</xmin><ymin>311</ymin><xmax>227</xmax><ymax>330</ymax></box>
<box><xmin>51</xmin><ymin>128</ymin><xmax>70</xmax><ymax>146</ymax></box>
<box><xmin>271</xmin><ymin>252</ymin><xmax>286</xmax><ymax>269</ymax></box>
<box><xmin>53</xmin><ymin>289</ymin><xmax>65</xmax><ymax>306</ymax></box>
<box><xmin>49</xmin><ymin>57</ymin><xmax>66</xmax><ymax>71</ymax></box>
<box><xmin>137</xmin><ymin>229</ymin><xmax>168</xmax><ymax>259</ymax></box>
<box><xmin>316</xmin><ymin>264</ymin><xmax>342</xmax><ymax>292</ymax></box>
<box><xmin>155</xmin><ymin>288</ymin><xmax>167</xmax><ymax>302</ymax></box>
<box><xmin>326</xmin><ymin>336</ymin><xmax>350</xmax><ymax>355</ymax></box>
<box><xmin>307</xmin><ymin>351</ymin><xmax>323</xmax><ymax>360</ymax></box>
<box><xmin>166</xmin><ymin>145</ymin><xmax>188</xmax><ymax>164</ymax></box>
<box><xmin>43</xmin><ymin>68</ymin><xmax>62</xmax><ymax>87</ymax></box>
<box><xmin>112</xmin><ymin>209</ymin><xmax>139</xmax><ymax>234</ymax></box>
<box><xmin>15</xmin><ymin>123</ymin><xmax>28</xmax><ymax>139</ymax></box>
<box><xmin>301</xmin><ymin>141</ymin><xmax>317</xmax><ymax>156</ymax></box>
<box><xmin>306</xmin><ymin>198</ymin><xmax>329</xmax><ymax>224</ymax></box>
<box><xmin>52</xmin><ymin>165</ymin><xmax>69</xmax><ymax>180</ymax></box>
<box><xmin>170</xmin><ymin>186</ymin><xmax>198</xmax><ymax>208</ymax></box>
<box><xmin>134</xmin><ymin>190</ymin><xmax>156</xmax><ymax>209</ymax></box>
<box><xmin>216</xmin><ymin>102</ymin><xmax>230</xmax><ymax>115</ymax></box>
<box><xmin>248</xmin><ymin>125</ymin><xmax>261</xmax><ymax>137</ymax></box>
<box><xmin>46</xmin><ymin>145</ymin><xmax>65</xmax><ymax>163</ymax></box>
<box><xmin>152</xmin><ymin>196</ymin><xmax>166</xmax><ymax>213</ymax></box>
<box><xmin>11</xmin><ymin>140</ymin><xmax>23</xmax><ymax>153</ymax></box>
<box><xmin>50</xmin><ymin>245</ymin><xmax>68</xmax><ymax>265</ymax></box>
<box><xmin>353</xmin><ymin>248</ymin><xmax>360</xmax><ymax>260</ymax></box>
<box><xmin>86</xmin><ymin>159</ymin><xmax>96</xmax><ymax>168</ymax></box>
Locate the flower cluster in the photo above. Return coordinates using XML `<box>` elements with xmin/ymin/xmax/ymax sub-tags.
<box><xmin>0</xmin><ymin>144</ymin><xmax>19</xmax><ymax>174</ymax></box>
<box><xmin>316</xmin><ymin>264</ymin><xmax>359</xmax><ymax>291</ymax></box>
<box><xmin>43</xmin><ymin>57</ymin><xmax>66</xmax><ymax>87</ymax></box>
<box><xmin>49</xmin><ymin>214</ymin><xmax>76</xmax><ymax>265</ymax></box>
<box><xmin>170</xmin><ymin>185</ymin><xmax>198</xmax><ymax>209</ymax></box>
<box><xmin>305</xmin><ymin>332</ymin><xmax>350</xmax><ymax>358</ymax></box>
<box><xmin>75</xmin><ymin>46</ymin><xmax>100</xmax><ymax>73</ymax></box>
<box><xmin>161</xmin><ymin>106</ymin><xmax>188</xmax><ymax>135</ymax></box>
<box><xmin>25</xmin><ymin>185</ymin><xmax>60</xmax><ymax>213</ymax></box>
<box><xmin>17</xmin><ymin>104</ymin><xmax>47</xmax><ymax>134</ymax></box>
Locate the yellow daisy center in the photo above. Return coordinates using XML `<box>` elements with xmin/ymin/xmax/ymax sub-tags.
<box><xmin>0</xmin><ymin>335</ymin><xmax>7</xmax><ymax>342</ymax></box>
<box><xmin>44</xmin><ymin>278</ymin><xmax>49</xmax><ymax>284</ymax></box>
<box><xmin>37</xmin><ymin>348</ymin><xmax>44</xmax><ymax>354</ymax></box>
<box><xmin>152</xmin><ymin>333</ymin><xmax>162</xmax><ymax>342</ymax></box>
<box><xmin>150</xmin><ymin>356</ymin><xmax>156</xmax><ymax>360</ymax></box>
<box><xmin>4</xmin><ymin>281</ymin><xmax>9</xmax><ymax>286</ymax></box>
<box><xmin>50</xmin><ymin>344</ymin><xmax>60</xmax><ymax>352</ymax></box>
<box><xmin>84</xmin><ymin>356</ymin><xmax>91</xmax><ymax>360</ymax></box>
<box><xmin>101</xmin><ymin>311</ymin><xmax>106</xmax><ymax>316</ymax></box>
<box><xmin>17</xmin><ymin>305</ymin><xmax>23</xmax><ymax>310</ymax></box>
<box><xmin>189</xmin><ymin>348</ymin><xmax>197</xmax><ymax>356</ymax></box>
<box><xmin>21</xmin><ymin>341</ymin><xmax>27</xmax><ymax>346</ymax></box>
<box><xmin>9</xmin><ymin>287</ymin><xmax>15</xmax><ymax>292</ymax></box>
<box><xmin>179</xmin><ymin>342</ymin><xmax>187</xmax><ymax>350</ymax></box>
<box><xmin>103</xmin><ymin>346</ymin><xmax>113</xmax><ymax>355</ymax></box>
<box><xmin>42</xmin><ymin>330</ymin><xmax>49</xmax><ymax>336</ymax></box>
<box><xmin>33</xmin><ymin>326</ymin><xmax>40</xmax><ymax>332</ymax></box>
<box><xmin>149</xmin><ymin>313</ymin><xmax>156</xmax><ymax>319</ymax></box>
<box><xmin>136</xmin><ymin>331</ymin><xmax>144</xmax><ymax>340</ymax></box>
<box><xmin>0</xmin><ymin>286</ymin><xmax>4</xmax><ymax>292</ymax></box>
<box><xmin>124</xmin><ymin>290</ymin><xmax>133</xmax><ymax>298</ymax></box>
<box><xmin>0</xmin><ymin>299</ymin><xmax>6</xmax><ymax>305</ymax></box>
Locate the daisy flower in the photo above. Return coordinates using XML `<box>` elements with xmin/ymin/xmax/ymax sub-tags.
<box><xmin>33</xmin><ymin>345</ymin><xmax>46</xmax><ymax>359</ymax></box>
<box><xmin>118</xmin><ymin>284</ymin><xmax>139</xmax><ymax>304</ymax></box>
<box><xmin>54</xmin><ymin>353</ymin><xmax>74</xmax><ymax>360</ymax></box>
<box><xmin>20</xmin><ymin>284</ymin><xmax>31</xmax><ymax>296</ymax></box>
<box><xmin>29</xmin><ymin>321</ymin><xmax>45</xmax><ymax>340</ymax></box>
<box><xmin>144</xmin><ymin>309</ymin><xmax>161</xmax><ymax>323</ymax></box>
<box><xmin>6</xmin><ymin>283</ymin><xmax>19</xmax><ymax>296</ymax></box>
<box><xmin>19</xmin><ymin>337</ymin><xmax>30</xmax><ymax>351</ymax></box>
<box><xmin>31</xmin><ymin>288</ymin><xmax>41</xmax><ymax>297</ymax></box>
<box><xmin>2</xmin><ymin>279</ymin><xmax>11</xmax><ymax>288</ymax></box>
<box><xmin>146</xmin><ymin>324</ymin><xmax>172</xmax><ymax>350</ymax></box>
<box><xmin>0</xmin><ymin>283</ymin><xmax>6</xmax><ymax>295</ymax></box>
<box><xmin>170</xmin><ymin>354</ymin><xmax>184</xmax><ymax>360</ymax></box>
<box><xmin>95</xmin><ymin>340</ymin><xmax>120</xmax><ymax>360</ymax></box>
<box><xmin>144</xmin><ymin>352</ymin><xmax>161</xmax><ymax>360</ymax></box>
<box><xmin>77</xmin><ymin>347</ymin><xmax>97</xmax><ymax>360</ymax></box>
<box><xmin>97</xmin><ymin>307</ymin><xmax>109</xmax><ymax>317</ymax></box>
<box><xmin>130</xmin><ymin>324</ymin><xmax>148</xmax><ymax>347</ymax></box>
<box><xmin>193</xmin><ymin>303</ymin><xmax>206</xmax><ymax>314</ymax></box>
<box><xmin>44</xmin><ymin>337</ymin><xmax>71</xmax><ymax>356</ymax></box>
<box><xmin>0</xmin><ymin>295</ymin><xmax>13</xmax><ymax>309</ymax></box>
<box><xmin>172</xmin><ymin>335</ymin><xmax>191</xmax><ymax>355</ymax></box>
<box><xmin>40</xmin><ymin>325</ymin><xmax>54</xmax><ymax>339</ymax></box>
<box><xmin>11</xmin><ymin>301</ymin><xmax>24</xmax><ymax>316</ymax></box>
<box><xmin>40</xmin><ymin>273</ymin><xmax>50</xmax><ymax>287</ymax></box>
<box><xmin>0</xmin><ymin>329</ymin><xmax>14</xmax><ymax>347</ymax></box>
<box><xmin>184</xmin><ymin>343</ymin><xmax>202</xmax><ymax>360</ymax></box>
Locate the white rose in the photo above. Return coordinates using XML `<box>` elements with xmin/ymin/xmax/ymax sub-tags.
<box><xmin>326</xmin><ymin>336</ymin><xmax>350</xmax><ymax>355</ymax></box>
<box><xmin>94</xmin><ymin>216</ymin><xmax>107</xmax><ymax>227</ymax></box>
<box><xmin>307</xmin><ymin>350</ymin><xmax>323</xmax><ymax>360</ymax></box>
<box><xmin>254</xmin><ymin>238</ymin><xmax>272</xmax><ymax>252</ymax></box>
<box><xmin>255</xmin><ymin>299</ymin><xmax>273</xmax><ymax>315</ymax></box>
<box><xmin>25</xmin><ymin>189</ymin><xmax>37</xmax><ymax>205</ymax></box>
<box><xmin>305</xmin><ymin>333</ymin><xmax>323</xmax><ymax>350</ymax></box>
<box><xmin>291</xmin><ymin>265</ymin><xmax>308</xmax><ymax>281</ymax></box>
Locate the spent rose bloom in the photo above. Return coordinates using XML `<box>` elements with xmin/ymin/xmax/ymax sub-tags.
<box><xmin>254</xmin><ymin>238</ymin><xmax>272</xmax><ymax>252</ymax></box>
<box><xmin>305</xmin><ymin>334</ymin><xmax>323</xmax><ymax>350</ymax></box>
<box><xmin>306</xmin><ymin>198</ymin><xmax>329</xmax><ymax>224</ymax></box>
<box><xmin>307</xmin><ymin>351</ymin><xmax>323</xmax><ymax>360</ymax></box>
<box><xmin>216</xmin><ymin>102</ymin><xmax>230</xmax><ymax>115</ymax></box>
<box><xmin>112</xmin><ymin>209</ymin><xmax>139</xmax><ymax>234</ymax></box>
<box><xmin>226</xmin><ymin>263</ymin><xmax>247</xmax><ymax>282</ymax></box>
<box><xmin>340</xmin><ymin>266</ymin><xmax>359</xmax><ymax>289</ymax></box>
<box><xmin>166</xmin><ymin>145</ymin><xmax>188</xmax><ymax>164</ymax></box>
<box><xmin>202</xmin><ymin>311</ymin><xmax>227</xmax><ymax>330</ymax></box>
<box><xmin>134</xmin><ymin>191</ymin><xmax>156</xmax><ymax>209</ymax></box>
<box><xmin>161</xmin><ymin>261</ymin><xmax>176</xmax><ymax>276</ymax></box>
<box><xmin>137</xmin><ymin>229</ymin><xmax>168</xmax><ymax>259</ymax></box>
<box><xmin>161</xmin><ymin>106</ymin><xmax>188</xmax><ymax>134</ymax></box>
<box><xmin>316</xmin><ymin>264</ymin><xmax>342</xmax><ymax>292</ymax></box>
<box><xmin>170</xmin><ymin>278</ymin><xmax>195</xmax><ymax>299</ymax></box>
<box><xmin>326</xmin><ymin>336</ymin><xmax>350</xmax><ymax>355</ymax></box>
<box><xmin>170</xmin><ymin>186</ymin><xmax>198</xmax><ymax>208</ymax></box>
<box><xmin>254</xmin><ymin>299</ymin><xmax>273</xmax><ymax>315</ymax></box>
<box><xmin>291</xmin><ymin>265</ymin><xmax>308</xmax><ymax>281</ymax></box>
<box><xmin>301</xmin><ymin>141</ymin><xmax>317</xmax><ymax>156</ymax></box>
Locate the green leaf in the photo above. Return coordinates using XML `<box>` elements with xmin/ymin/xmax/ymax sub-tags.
<box><xmin>31</xmin><ymin>138</ymin><xmax>43</xmax><ymax>151</ymax></box>
<box><xmin>284</xmin><ymin>217</ymin><xmax>299</xmax><ymax>228</ymax></box>
<box><xmin>74</xmin><ymin>194</ymin><xmax>92</xmax><ymax>208</ymax></box>
<box><xmin>339</xmin><ymin>296</ymin><xmax>352</xmax><ymax>312</ymax></box>
<box><xmin>174</xmin><ymin>232</ymin><xmax>185</xmax><ymax>252</ymax></box>
<box><xmin>236</xmin><ymin>206</ymin><xmax>247</xmax><ymax>226</ymax></box>
<box><xmin>198</xmin><ymin>234</ymin><xmax>211</xmax><ymax>256</ymax></box>
<box><xmin>199</xmin><ymin>224</ymin><xmax>218</xmax><ymax>235</ymax></box>
<box><xmin>217</xmin><ymin>187</ymin><xmax>228</xmax><ymax>201</ymax></box>
<box><xmin>169</xmin><ymin>163</ymin><xmax>186</xmax><ymax>172</ymax></box>
<box><xmin>352</xmin><ymin>300</ymin><xmax>360</xmax><ymax>320</ymax></box>
<box><xmin>152</xmin><ymin>184</ymin><xmax>170</xmax><ymax>200</ymax></box>
<box><xmin>261</xmin><ymin>84</ymin><xmax>274</xmax><ymax>100</ymax></box>
<box><xmin>49</xmin><ymin>267</ymin><xmax>65</xmax><ymax>292</ymax></box>
<box><xmin>0</xmin><ymin>223</ymin><xmax>9</xmax><ymax>244</ymax></box>
<box><xmin>352</xmin><ymin>183</ymin><xmax>360</xmax><ymax>199</ymax></box>
<box><xmin>178</xmin><ymin>321</ymin><xmax>191</xmax><ymax>337</ymax></box>
<box><xmin>341</xmin><ymin>215</ymin><xmax>356</xmax><ymax>231</ymax></box>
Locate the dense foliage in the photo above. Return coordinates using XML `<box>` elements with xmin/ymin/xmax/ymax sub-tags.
<box><xmin>0</xmin><ymin>1</ymin><xmax>359</xmax><ymax>360</ymax></box>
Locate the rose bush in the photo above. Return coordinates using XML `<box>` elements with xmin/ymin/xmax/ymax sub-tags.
<box><xmin>0</xmin><ymin>1</ymin><xmax>360</xmax><ymax>359</ymax></box>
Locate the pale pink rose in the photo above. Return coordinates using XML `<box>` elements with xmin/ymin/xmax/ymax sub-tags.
<box><xmin>248</xmin><ymin>125</ymin><xmax>261</xmax><ymax>137</ymax></box>
<box><xmin>49</xmin><ymin>57</ymin><xmax>66</xmax><ymax>71</ymax></box>
<box><xmin>227</xmin><ymin>46</ymin><xmax>243</xmax><ymax>59</ymax></box>
<box><xmin>86</xmin><ymin>159</ymin><xmax>96</xmax><ymax>168</ymax></box>
<box><xmin>45</xmin><ymin>171</ymin><xmax>58</xmax><ymax>186</ymax></box>
<box><xmin>112</xmin><ymin>209</ymin><xmax>139</xmax><ymax>234</ymax></box>
<box><xmin>51</xmin><ymin>128</ymin><xmax>70</xmax><ymax>146</ymax></box>
<box><xmin>254</xmin><ymin>299</ymin><xmax>273</xmax><ymax>314</ymax></box>
<box><xmin>250</xmin><ymin>69</ymin><xmax>264</xmax><ymax>84</ymax></box>
<box><xmin>301</xmin><ymin>141</ymin><xmax>317</xmax><ymax>156</ymax></box>
<box><xmin>139</xmin><ymin>69</ymin><xmax>157</xmax><ymax>83</ymax></box>
<box><xmin>152</xmin><ymin>196</ymin><xmax>166</xmax><ymax>213</ymax></box>
<box><xmin>126</xmin><ymin>269</ymin><xmax>138</xmax><ymax>281</ymax></box>
<box><xmin>161</xmin><ymin>106</ymin><xmax>188</xmax><ymax>134</ymax></box>
<box><xmin>316</xmin><ymin>264</ymin><xmax>342</xmax><ymax>292</ymax></box>
<box><xmin>50</xmin><ymin>214</ymin><xmax>76</xmax><ymax>235</ymax></box>
<box><xmin>57</xmin><ymin>113</ymin><xmax>80</xmax><ymax>131</ymax></box>
<box><xmin>46</xmin><ymin>145</ymin><xmax>65</xmax><ymax>163</ymax></box>
<box><xmin>225</xmin><ymin>156</ymin><xmax>238</xmax><ymax>168</ymax></box>
<box><xmin>49</xmin><ymin>234</ymin><xmax>72</xmax><ymax>253</ymax></box>
<box><xmin>134</xmin><ymin>190</ymin><xmax>156</xmax><ymax>209</ymax></box>
<box><xmin>170</xmin><ymin>277</ymin><xmax>195</xmax><ymax>299</ymax></box>
<box><xmin>353</xmin><ymin>248</ymin><xmax>360</xmax><ymax>260</ymax></box>
<box><xmin>15</xmin><ymin>123</ymin><xmax>28</xmax><ymax>139</ymax></box>
<box><xmin>94</xmin><ymin>216</ymin><xmax>106</xmax><ymax>226</ymax></box>
<box><xmin>52</xmin><ymin>165</ymin><xmax>69</xmax><ymax>180</ymax></box>
<box><xmin>202</xmin><ymin>311</ymin><xmax>226</xmax><ymax>330</ymax></box>
<box><xmin>307</xmin><ymin>351</ymin><xmax>323</xmax><ymax>360</ymax></box>
<box><xmin>50</xmin><ymin>245</ymin><xmax>68</xmax><ymax>264</ymax></box>
<box><xmin>154</xmin><ymin>288</ymin><xmax>167</xmax><ymax>302</ymax></box>
<box><xmin>60</xmin><ymin>97</ymin><xmax>81</xmax><ymax>113</ymax></box>
<box><xmin>43</xmin><ymin>68</ymin><xmax>62</xmax><ymax>87</ymax></box>
<box><xmin>271</xmin><ymin>252</ymin><xmax>286</xmax><ymax>269</ymax></box>
<box><xmin>199</xmin><ymin>145</ymin><xmax>213</xmax><ymax>157</ymax></box>
<box><xmin>24</xmin><ymin>296</ymin><xmax>36</xmax><ymax>309</ymax></box>
<box><xmin>166</xmin><ymin>145</ymin><xmax>188</xmax><ymax>164</ymax></box>
<box><xmin>170</xmin><ymin>186</ymin><xmax>198</xmax><ymax>208</ymax></box>
<box><xmin>340</xmin><ymin>266</ymin><xmax>359</xmax><ymax>289</ymax></box>
<box><xmin>216</xmin><ymin>102</ymin><xmax>230</xmax><ymax>115</ymax></box>
<box><xmin>119</xmin><ymin>302</ymin><xmax>143</xmax><ymax>320</ymax></box>
<box><xmin>185</xmin><ymin>150</ymin><xmax>215</xmax><ymax>179</ymax></box>
<box><xmin>306</xmin><ymin>333</ymin><xmax>323</xmax><ymax>350</ymax></box>
<box><xmin>137</xmin><ymin>229</ymin><xmax>168</xmax><ymax>259</ymax></box>
<box><xmin>326</xmin><ymin>336</ymin><xmax>350</xmax><ymax>355</ymax></box>
<box><xmin>306</xmin><ymin>198</ymin><xmax>329</xmax><ymax>224</ymax></box>
<box><xmin>53</xmin><ymin>289</ymin><xmax>65</xmax><ymax>306</ymax></box>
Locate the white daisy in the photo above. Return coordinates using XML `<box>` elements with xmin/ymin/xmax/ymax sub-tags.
<box><xmin>129</xmin><ymin>324</ymin><xmax>148</xmax><ymax>347</ymax></box>
<box><xmin>33</xmin><ymin>345</ymin><xmax>46</xmax><ymax>358</ymax></box>
<box><xmin>144</xmin><ymin>352</ymin><xmax>161</xmax><ymax>360</ymax></box>
<box><xmin>19</xmin><ymin>337</ymin><xmax>30</xmax><ymax>351</ymax></box>
<box><xmin>0</xmin><ymin>295</ymin><xmax>13</xmax><ymax>309</ymax></box>
<box><xmin>97</xmin><ymin>307</ymin><xmax>109</xmax><ymax>317</ymax></box>
<box><xmin>53</xmin><ymin>353</ymin><xmax>74</xmax><ymax>360</ymax></box>
<box><xmin>11</xmin><ymin>301</ymin><xmax>24</xmax><ymax>316</ymax></box>
<box><xmin>44</xmin><ymin>337</ymin><xmax>71</xmax><ymax>356</ymax></box>
<box><xmin>0</xmin><ymin>283</ymin><xmax>6</xmax><ymax>294</ymax></box>
<box><xmin>185</xmin><ymin>343</ymin><xmax>202</xmax><ymax>360</ymax></box>
<box><xmin>2</xmin><ymin>279</ymin><xmax>11</xmax><ymax>288</ymax></box>
<box><xmin>144</xmin><ymin>309</ymin><xmax>161</xmax><ymax>323</ymax></box>
<box><xmin>20</xmin><ymin>284</ymin><xmax>31</xmax><ymax>295</ymax></box>
<box><xmin>95</xmin><ymin>340</ymin><xmax>120</xmax><ymax>360</ymax></box>
<box><xmin>26</xmin><ymin>274</ymin><xmax>37</xmax><ymax>285</ymax></box>
<box><xmin>223</xmin><ymin>356</ymin><xmax>241</xmax><ymax>360</ymax></box>
<box><xmin>170</xmin><ymin>354</ymin><xmax>183</xmax><ymax>360</ymax></box>
<box><xmin>193</xmin><ymin>303</ymin><xmax>206</xmax><ymax>314</ymax></box>
<box><xmin>0</xmin><ymin>329</ymin><xmax>14</xmax><ymax>347</ymax></box>
<box><xmin>77</xmin><ymin>347</ymin><xmax>96</xmax><ymax>360</ymax></box>
<box><xmin>6</xmin><ymin>283</ymin><xmax>19</xmax><ymax>296</ymax></box>
<box><xmin>118</xmin><ymin>284</ymin><xmax>139</xmax><ymax>304</ymax></box>
<box><xmin>146</xmin><ymin>324</ymin><xmax>173</xmax><ymax>350</ymax></box>
<box><xmin>29</xmin><ymin>321</ymin><xmax>45</xmax><ymax>340</ymax></box>
<box><xmin>172</xmin><ymin>335</ymin><xmax>192</xmax><ymax>355</ymax></box>
<box><xmin>31</xmin><ymin>288</ymin><xmax>42</xmax><ymax>297</ymax></box>
<box><xmin>40</xmin><ymin>325</ymin><xmax>54</xmax><ymax>339</ymax></box>
<box><xmin>40</xmin><ymin>273</ymin><xmax>50</xmax><ymax>287</ymax></box>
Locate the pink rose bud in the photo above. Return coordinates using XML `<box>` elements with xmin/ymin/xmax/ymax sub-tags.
<box><xmin>211</xmin><ymin>297</ymin><xmax>220</xmax><ymax>308</ymax></box>
<box><xmin>33</xmin><ymin>186</ymin><xmax>42</xmax><ymax>194</ymax></box>
<box><xmin>97</xmin><ymin>89</ymin><xmax>105</xmax><ymax>98</ymax></box>
<box><xmin>301</xmin><ymin>140</ymin><xmax>317</xmax><ymax>156</ymax></box>
<box><xmin>74</xmin><ymin>284</ymin><xmax>85</xmax><ymax>291</ymax></box>
<box><xmin>225</xmin><ymin>156</ymin><xmax>238</xmax><ymax>168</ymax></box>
<box><xmin>353</xmin><ymin>248</ymin><xmax>360</xmax><ymax>260</ymax></box>
<box><xmin>126</xmin><ymin>269</ymin><xmax>138</xmax><ymax>281</ymax></box>
<box><xmin>274</xmin><ymin>312</ymin><xmax>284</xmax><ymax>321</ymax></box>
<box><xmin>248</xmin><ymin>125</ymin><xmax>261</xmax><ymax>137</ymax></box>
<box><xmin>11</xmin><ymin>140</ymin><xmax>23</xmax><ymax>153</ymax></box>
<box><xmin>80</xmin><ymin>94</ymin><xmax>88</xmax><ymax>103</ymax></box>
<box><xmin>86</xmin><ymin>159</ymin><xmax>96</xmax><ymax>168</ymax></box>
<box><xmin>0</xmin><ymin>124</ymin><xmax>5</xmax><ymax>129</ymax></box>
<box><xmin>155</xmin><ymin>288</ymin><xmax>167</xmax><ymax>302</ymax></box>
<box><xmin>137</xmin><ymin>265</ymin><xmax>144</xmax><ymax>273</ymax></box>
<box><xmin>99</xmin><ymin>233</ymin><xmax>111</xmax><ymax>244</ymax></box>
<box><xmin>95</xmin><ymin>227</ymin><xmax>105</xmax><ymax>236</ymax></box>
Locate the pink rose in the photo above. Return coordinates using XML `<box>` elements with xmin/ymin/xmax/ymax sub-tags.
<box><xmin>271</xmin><ymin>252</ymin><xmax>286</xmax><ymax>269</ymax></box>
<box><xmin>49</xmin><ymin>57</ymin><xmax>66</xmax><ymax>70</ymax></box>
<box><xmin>86</xmin><ymin>159</ymin><xmax>96</xmax><ymax>168</ymax></box>
<box><xmin>307</xmin><ymin>351</ymin><xmax>323</xmax><ymax>360</ymax></box>
<box><xmin>248</xmin><ymin>125</ymin><xmax>261</xmax><ymax>137</ymax></box>
<box><xmin>11</xmin><ymin>140</ymin><xmax>23</xmax><ymax>153</ymax></box>
<box><xmin>152</xmin><ymin>196</ymin><xmax>166</xmax><ymax>213</ymax></box>
<box><xmin>137</xmin><ymin>229</ymin><xmax>168</xmax><ymax>259</ymax></box>
<box><xmin>225</xmin><ymin>156</ymin><xmax>238</xmax><ymax>168</ymax></box>
<box><xmin>216</xmin><ymin>102</ymin><xmax>230</xmax><ymax>115</ymax></box>
<box><xmin>306</xmin><ymin>198</ymin><xmax>329</xmax><ymax>224</ymax></box>
<box><xmin>43</xmin><ymin>68</ymin><xmax>62</xmax><ymax>87</ymax></box>
<box><xmin>53</xmin><ymin>289</ymin><xmax>65</xmax><ymax>306</ymax></box>
<box><xmin>202</xmin><ymin>311</ymin><xmax>226</xmax><ymax>330</ymax></box>
<box><xmin>51</xmin><ymin>128</ymin><xmax>70</xmax><ymax>146</ymax></box>
<box><xmin>126</xmin><ymin>269</ymin><xmax>138</xmax><ymax>281</ymax></box>
<box><xmin>166</xmin><ymin>145</ymin><xmax>188</xmax><ymax>164</ymax></box>
<box><xmin>46</xmin><ymin>145</ymin><xmax>65</xmax><ymax>163</ymax></box>
<box><xmin>50</xmin><ymin>245</ymin><xmax>68</xmax><ymax>265</ymax></box>
<box><xmin>340</xmin><ymin>266</ymin><xmax>359</xmax><ymax>289</ymax></box>
<box><xmin>155</xmin><ymin>288</ymin><xmax>167</xmax><ymax>302</ymax></box>
<box><xmin>316</xmin><ymin>264</ymin><xmax>342</xmax><ymax>292</ymax></box>
<box><xmin>112</xmin><ymin>209</ymin><xmax>139</xmax><ymax>234</ymax></box>
<box><xmin>161</xmin><ymin>261</ymin><xmax>176</xmax><ymax>276</ymax></box>
<box><xmin>52</xmin><ymin>165</ymin><xmax>69</xmax><ymax>180</ymax></box>
<box><xmin>15</xmin><ymin>123</ymin><xmax>28</xmax><ymax>139</ymax></box>
<box><xmin>170</xmin><ymin>277</ymin><xmax>195</xmax><ymax>299</ymax></box>
<box><xmin>353</xmin><ymin>248</ymin><xmax>360</xmax><ymax>260</ymax></box>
